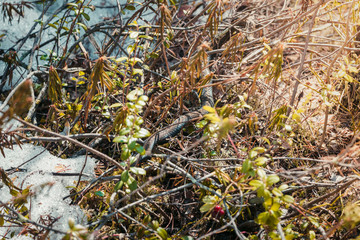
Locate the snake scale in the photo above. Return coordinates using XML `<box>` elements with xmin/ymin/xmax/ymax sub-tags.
<box><xmin>135</xmin><ymin>63</ymin><xmax>214</xmax><ymax>165</ymax></box>
<box><xmin>131</xmin><ymin>1</ymin><xmax>241</xmax><ymax>166</ymax></box>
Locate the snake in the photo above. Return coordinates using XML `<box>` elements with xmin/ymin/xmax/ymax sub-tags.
<box><xmin>135</xmin><ymin>64</ymin><xmax>214</xmax><ymax>165</ymax></box>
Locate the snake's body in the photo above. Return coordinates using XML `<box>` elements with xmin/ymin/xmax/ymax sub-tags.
<box><xmin>133</xmin><ymin>11</ymin><xmax>237</xmax><ymax>165</ymax></box>
<box><xmin>136</xmin><ymin>66</ymin><xmax>213</xmax><ymax>165</ymax></box>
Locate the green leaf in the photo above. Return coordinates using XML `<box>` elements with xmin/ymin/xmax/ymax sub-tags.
<box><xmin>137</xmin><ymin>100</ymin><xmax>146</xmax><ymax>107</ymax></box>
<box><xmin>283</xmin><ymin>195</ymin><xmax>294</xmax><ymax>204</ymax></box>
<box><xmin>135</xmin><ymin>118</ymin><xmax>144</xmax><ymax>125</ymax></box>
<box><xmin>252</xmin><ymin>147</ymin><xmax>266</xmax><ymax>154</ymax></box>
<box><xmin>119</xmin><ymin>128</ymin><xmax>131</xmax><ymax>135</ymax></box>
<box><xmin>261</xmin><ymin>137</ymin><xmax>271</xmax><ymax>145</ymax></box>
<box><xmin>292</xmin><ymin>112</ymin><xmax>301</xmax><ymax>122</ymax></box>
<box><xmin>309</xmin><ymin>230</ymin><xmax>316</xmax><ymax>240</ymax></box>
<box><xmin>249</xmin><ymin>149</ymin><xmax>258</xmax><ymax>159</ymax></box>
<box><xmin>113</xmin><ymin>136</ymin><xmax>128</xmax><ymax>143</ymax></box>
<box><xmin>68</xmin><ymin>218</ymin><xmax>75</xmax><ymax>229</ymax></box>
<box><xmin>150</xmin><ymin>52</ymin><xmax>159</xmax><ymax>59</ymax></box>
<box><xmin>67</xmin><ymin>3</ymin><xmax>78</xmax><ymax>7</ymax></box>
<box><xmin>203</xmin><ymin>105</ymin><xmax>216</xmax><ymax>113</ymax></box>
<box><xmin>127</xmin><ymin>44</ymin><xmax>135</xmax><ymax>54</ymax></box>
<box><xmin>114</xmin><ymin>181</ymin><xmax>124</xmax><ymax>192</ymax></box>
<box><xmin>121</xmin><ymin>170</ymin><xmax>129</xmax><ymax>182</ymax></box>
<box><xmin>110</xmin><ymin>103</ymin><xmax>122</xmax><ymax>108</ymax></box>
<box><xmin>257</xmin><ymin>211</ymin><xmax>270</xmax><ymax>224</ymax></box>
<box><xmin>77</xmin><ymin>22</ymin><xmax>87</xmax><ymax>31</ymax></box>
<box><xmin>121</xmin><ymin>147</ymin><xmax>131</xmax><ymax>160</ymax></box>
<box><xmin>241</xmin><ymin>159</ymin><xmax>251</xmax><ymax>173</ymax></box>
<box><xmin>144</xmin><ymin>215</ymin><xmax>151</xmax><ymax>224</ymax></box>
<box><xmin>200</xmin><ymin>203</ymin><xmax>214</xmax><ymax>213</ymax></box>
<box><xmin>271</xmin><ymin>202</ymin><xmax>281</xmax><ymax>211</ymax></box>
<box><xmin>266</xmin><ymin>174</ymin><xmax>280</xmax><ymax>186</ymax></box>
<box><xmin>116</xmin><ymin>57</ymin><xmax>128</xmax><ymax>63</ymax></box>
<box><xmin>134</xmin><ymin>128</ymin><xmax>151</xmax><ymax>138</ymax></box>
<box><xmin>210</xmin><ymin>150</ymin><xmax>217</xmax><ymax>156</ymax></box>
<box><xmin>308</xmin><ymin>216</ymin><xmax>320</xmax><ymax>228</ymax></box>
<box><xmin>81</xmin><ymin>12</ymin><xmax>90</xmax><ymax>21</ymax></box>
<box><xmin>129</xmin><ymin>31</ymin><xmax>139</xmax><ymax>39</ymax></box>
<box><xmin>128</xmin><ymin>141</ymin><xmax>137</xmax><ymax>151</ymax></box>
<box><xmin>34</xmin><ymin>19</ymin><xmax>43</xmax><ymax>24</ymax></box>
<box><xmin>125</xmin><ymin>5</ymin><xmax>136</xmax><ymax>10</ymax></box>
<box><xmin>257</xmin><ymin>169</ymin><xmax>266</xmax><ymax>180</ymax></box>
<box><xmin>249</xmin><ymin>180</ymin><xmax>263</xmax><ymax>189</ymax></box>
<box><xmin>128</xmin><ymin>179</ymin><xmax>138</xmax><ymax>191</ymax></box>
<box><xmin>139</xmin><ymin>35</ymin><xmax>153</xmax><ymax>40</ymax></box>
<box><xmin>157</xmin><ymin>227</ymin><xmax>168</xmax><ymax>240</ymax></box>
<box><xmin>263</xmin><ymin>189</ymin><xmax>271</xmax><ymax>199</ymax></box>
<box><xmin>204</xmin><ymin>113</ymin><xmax>220</xmax><ymax>123</ymax></box>
<box><xmin>135</xmin><ymin>145</ymin><xmax>145</xmax><ymax>154</ymax></box>
<box><xmin>202</xmin><ymin>195</ymin><xmax>216</xmax><ymax>204</ymax></box>
<box><xmin>131</xmin><ymin>57</ymin><xmax>143</xmax><ymax>64</ymax></box>
<box><xmin>139</xmin><ymin>95</ymin><xmax>149</xmax><ymax>102</ymax></box>
<box><xmin>130</xmin><ymin>167</ymin><xmax>146</xmax><ymax>175</ymax></box>
<box><xmin>196</xmin><ymin>119</ymin><xmax>207</xmax><ymax>128</ymax></box>
<box><xmin>127</xmin><ymin>89</ymin><xmax>143</xmax><ymax>101</ymax></box>
<box><xmin>255</xmin><ymin>157</ymin><xmax>268</xmax><ymax>166</ymax></box>
<box><xmin>278</xmin><ymin>184</ymin><xmax>288</xmax><ymax>191</ymax></box>
<box><xmin>132</xmin><ymin>68</ymin><xmax>143</xmax><ymax>76</ymax></box>
<box><xmin>151</xmin><ymin>220</ymin><xmax>159</xmax><ymax>230</ymax></box>
<box><xmin>125</xmin><ymin>116</ymin><xmax>134</xmax><ymax>127</ymax></box>
<box><xmin>272</xmin><ymin>188</ymin><xmax>283</xmax><ymax>197</ymax></box>
<box><xmin>163</xmin><ymin>40</ymin><xmax>170</xmax><ymax>48</ymax></box>
<box><xmin>182</xmin><ymin>237</ymin><xmax>194</xmax><ymax>240</ymax></box>
<box><xmin>48</xmin><ymin>23</ymin><xmax>58</xmax><ymax>29</ymax></box>
<box><xmin>40</xmin><ymin>55</ymin><xmax>48</xmax><ymax>60</ymax></box>
<box><xmin>95</xmin><ymin>191</ymin><xmax>105</xmax><ymax>197</ymax></box>
<box><xmin>129</xmin><ymin>156</ymin><xmax>137</xmax><ymax>165</ymax></box>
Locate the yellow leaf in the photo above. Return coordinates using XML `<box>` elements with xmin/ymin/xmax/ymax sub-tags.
<box><xmin>204</xmin><ymin>113</ymin><xmax>220</xmax><ymax>123</ymax></box>
<box><xmin>203</xmin><ymin>105</ymin><xmax>215</xmax><ymax>113</ymax></box>
<box><xmin>292</xmin><ymin>113</ymin><xmax>301</xmax><ymax>122</ymax></box>
<box><xmin>200</xmin><ymin>203</ymin><xmax>214</xmax><ymax>213</ymax></box>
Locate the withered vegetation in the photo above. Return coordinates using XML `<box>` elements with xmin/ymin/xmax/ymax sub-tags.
<box><xmin>1</xmin><ymin>0</ymin><xmax>360</xmax><ymax>239</ymax></box>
